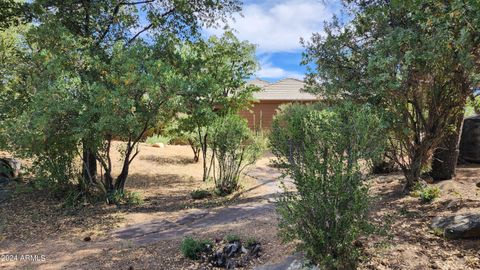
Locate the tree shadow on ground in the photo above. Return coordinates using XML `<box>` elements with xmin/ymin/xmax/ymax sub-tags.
<box><xmin>366</xmin><ymin>173</ymin><xmax>480</xmax><ymax>269</ymax></box>
<box><xmin>126</xmin><ymin>173</ymin><xmax>197</xmax><ymax>189</ymax></box>
<box><xmin>7</xmin><ymin>213</ymin><xmax>288</xmax><ymax>270</ymax></box>
<box><xmin>139</xmin><ymin>154</ymin><xmax>196</xmax><ymax>165</ymax></box>
<box><xmin>120</xmin><ymin>172</ymin><xmax>280</xmax><ymax>214</ymax></box>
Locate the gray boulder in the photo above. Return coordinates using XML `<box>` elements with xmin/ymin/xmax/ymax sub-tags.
<box><xmin>431</xmin><ymin>214</ymin><xmax>480</xmax><ymax>239</ymax></box>
<box><xmin>254</xmin><ymin>254</ymin><xmax>319</xmax><ymax>270</ymax></box>
<box><xmin>0</xmin><ymin>158</ymin><xmax>21</xmax><ymax>179</ymax></box>
<box><xmin>459</xmin><ymin>115</ymin><xmax>480</xmax><ymax>163</ymax></box>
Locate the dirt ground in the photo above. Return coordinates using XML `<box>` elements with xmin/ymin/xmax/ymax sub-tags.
<box><xmin>360</xmin><ymin>166</ymin><xmax>480</xmax><ymax>270</ymax></box>
<box><xmin>1</xmin><ymin>142</ymin><xmax>480</xmax><ymax>269</ymax></box>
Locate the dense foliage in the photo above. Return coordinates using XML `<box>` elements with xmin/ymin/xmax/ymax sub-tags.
<box><xmin>271</xmin><ymin>102</ymin><xmax>385</xmax><ymax>268</ymax></box>
<box><xmin>0</xmin><ymin>0</ymin><xmax>248</xmax><ymax>202</ymax></box>
<box><xmin>303</xmin><ymin>0</ymin><xmax>480</xmax><ymax>189</ymax></box>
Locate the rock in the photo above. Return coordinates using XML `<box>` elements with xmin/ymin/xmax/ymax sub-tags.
<box><xmin>459</xmin><ymin>115</ymin><xmax>480</xmax><ymax>163</ymax></box>
<box><xmin>151</xmin><ymin>143</ymin><xmax>165</xmax><ymax>148</ymax></box>
<box><xmin>241</xmin><ymin>246</ymin><xmax>249</xmax><ymax>254</ymax></box>
<box><xmin>83</xmin><ymin>236</ymin><xmax>91</xmax><ymax>242</ymax></box>
<box><xmin>210</xmin><ymin>251</ymin><xmax>227</xmax><ymax>268</ymax></box>
<box><xmin>253</xmin><ymin>255</ymin><xmax>319</xmax><ymax>270</ymax></box>
<box><xmin>0</xmin><ymin>159</ymin><xmax>14</xmax><ymax>179</ymax></box>
<box><xmin>476</xmin><ymin>182</ymin><xmax>480</xmax><ymax>188</ymax></box>
<box><xmin>224</xmin><ymin>241</ymin><xmax>241</xmax><ymax>257</ymax></box>
<box><xmin>225</xmin><ymin>259</ymin><xmax>236</xmax><ymax>269</ymax></box>
<box><xmin>431</xmin><ymin>214</ymin><xmax>480</xmax><ymax>239</ymax></box>
<box><xmin>445</xmin><ymin>199</ymin><xmax>461</xmax><ymax>210</ymax></box>
<box><xmin>249</xmin><ymin>243</ymin><xmax>262</xmax><ymax>258</ymax></box>
<box><xmin>0</xmin><ymin>158</ymin><xmax>21</xmax><ymax>178</ymax></box>
<box><xmin>204</xmin><ymin>244</ymin><xmax>213</xmax><ymax>254</ymax></box>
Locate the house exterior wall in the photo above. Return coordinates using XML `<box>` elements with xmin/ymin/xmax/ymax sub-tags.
<box><xmin>239</xmin><ymin>100</ymin><xmax>311</xmax><ymax>129</ymax></box>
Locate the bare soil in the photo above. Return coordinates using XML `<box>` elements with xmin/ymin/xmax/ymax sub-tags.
<box><xmin>360</xmin><ymin>166</ymin><xmax>480</xmax><ymax>270</ymax></box>
<box><xmin>0</xmin><ymin>143</ymin><xmax>479</xmax><ymax>269</ymax></box>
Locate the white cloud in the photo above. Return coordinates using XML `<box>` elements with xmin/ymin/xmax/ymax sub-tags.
<box><xmin>206</xmin><ymin>0</ymin><xmax>333</xmax><ymax>53</ymax></box>
<box><xmin>257</xmin><ymin>62</ymin><xmax>304</xmax><ymax>80</ymax></box>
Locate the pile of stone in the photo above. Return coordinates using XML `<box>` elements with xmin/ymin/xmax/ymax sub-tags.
<box><xmin>199</xmin><ymin>238</ymin><xmax>262</xmax><ymax>269</ymax></box>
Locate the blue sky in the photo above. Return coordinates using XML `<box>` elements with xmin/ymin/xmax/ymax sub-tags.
<box><xmin>204</xmin><ymin>0</ymin><xmax>343</xmax><ymax>82</ymax></box>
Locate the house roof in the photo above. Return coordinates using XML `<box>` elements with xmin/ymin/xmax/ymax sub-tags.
<box><xmin>247</xmin><ymin>78</ymin><xmax>270</xmax><ymax>87</ymax></box>
<box><xmin>248</xmin><ymin>78</ymin><xmax>317</xmax><ymax>101</ymax></box>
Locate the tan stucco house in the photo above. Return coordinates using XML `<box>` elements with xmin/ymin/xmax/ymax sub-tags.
<box><xmin>240</xmin><ymin>78</ymin><xmax>317</xmax><ymax>129</ymax></box>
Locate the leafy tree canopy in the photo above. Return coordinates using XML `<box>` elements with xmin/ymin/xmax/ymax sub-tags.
<box><xmin>303</xmin><ymin>0</ymin><xmax>480</xmax><ymax>189</ymax></box>
<box><xmin>0</xmin><ymin>0</ymin><xmax>249</xmax><ymax>200</ymax></box>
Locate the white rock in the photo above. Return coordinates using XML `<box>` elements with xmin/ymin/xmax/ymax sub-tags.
<box><xmin>152</xmin><ymin>143</ymin><xmax>165</xmax><ymax>148</ymax></box>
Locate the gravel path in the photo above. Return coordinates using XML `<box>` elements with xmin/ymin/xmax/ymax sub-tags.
<box><xmin>111</xmin><ymin>164</ymin><xmax>287</xmax><ymax>245</ymax></box>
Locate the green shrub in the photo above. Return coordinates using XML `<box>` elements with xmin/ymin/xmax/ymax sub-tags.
<box><xmin>432</xmin><ymin>227</ymin><xmax>444</xmax><ymax>237</ymax></box>
<box><xmin>180</xmin><ymin>236</ymin><xmax>213</xmax><ymax>260</ymax></box>
<box><xmin>145</xmin><ymin>135</ymin><xmax>171</xmax><ymax>145</ymax></box>
<box><xmin>420</xmin><ymin>186</ymin><xmax>441</xmax><ymax>203</ymax></box>
<box><xmin>224</xmin><ymin>234</ymin><xmax>241</xmax><ymax>243</ymax></box>
<box><xmin>190</xmin><ymin>189</ymin><xmax>212</xmax><ymax>200</ymax></box>
<box><xmin>210</xmin><ymin>114</ymin><xmax>265</xmax><ymax>196</ymax></box>
<box><xmin>269</xmin><ymin>103</ymin><xmax>321</xmax><ymax>162</ymax></box>
<box><xmin>245</xmin><ymin>237</ymin><xmax>258</xmax><ymax>247</ymax></box>
<box><xmin>410</xmin><ymin>182</ymin><xmax>440</xmax><ymax>203</ymax></box>
<box><xmin>271</xmin><ymin>102</ymin><xmax>384</xmax><ymax>269</ymax></box>
<box><xmin>108</xmin><ymin>190</ymin><xmax>143</xmax><ymax>205</ymax></box>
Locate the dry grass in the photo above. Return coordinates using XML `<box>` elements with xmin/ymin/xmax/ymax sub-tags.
<box><xmin>1</xmin><ymin>144</ymin><xmax>480</xmax><ymax>269</ymax></box>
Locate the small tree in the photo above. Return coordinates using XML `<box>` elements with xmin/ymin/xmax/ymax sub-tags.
<box><xmin>210</xmin><ymin>114</ymin><xmax>264</xmax><ymax>195</ymax></box>
<box><xmin>176</xmin><ymin>32</ymin><xmax>259</xmax><ymax>181</ymax></box>
<box><xmin>87</xmin><ymin>41</ymin><xmax>180</xmax><ymax>196</ymax></box>
<box><xmin>271</xmin><ymin>102</ymin><xmax>384</xmax><ymax>269</ymax></box>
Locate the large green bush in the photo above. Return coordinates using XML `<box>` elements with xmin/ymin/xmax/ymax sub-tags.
<box><xmin>271</xmin><ymin>102</ymin><xmax>384</xmax><ymax>269</ymax></box>
<box><xmin>210</xmin><ymin>114</ymin><xmax>265</xmax><ymax>196</ymax></box>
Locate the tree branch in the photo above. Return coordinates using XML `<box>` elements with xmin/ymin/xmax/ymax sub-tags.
<box><xmin>126</xmin><ymin>7</ymin><xmax>176</xmax><ymax>45</ymax></box>
<box><xmin>127</xmin><ymin>23</ymin><xmax>153</xmax><ymax>44</ymax></box>
<box><xmin>121</xmin><ymin>0</ymin><xmax>156</xmax><ymax>5</ymax></box>
<box><xmin>96</xmin><ymin>0</ymin><xmax>157</xmax><ymax>45</ymax></box>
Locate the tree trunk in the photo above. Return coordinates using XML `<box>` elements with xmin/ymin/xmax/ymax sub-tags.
<box><xmin>198</xmin><ymin>128</ymin><xmax>209</xmax><ymax>181</ymax></box>
<box><xmin>403</xmin><ymin>152</ymin><xmax>423</xmax><ymax>192</ymax></box>
<box><xmin>82</xmin><ymin>145</ymin><xmax>97</xmax><ymax>186</ymax></box>
<box><xmin>404</xmin><ymin>166</ymin><xmax>421</xmax><ymax>192</ymax></box>
<box><xmin>188</xmin><ymin>138</ymin><xmax>200</xmax><ymax>163</ymax></box>
<box><xmin>115</xmin><ymin>159</ymin><xmax>130</xmax><ymax>193</ymax></box>
<box><xmin>430</xmin><ymin>111</ymin><xmax>465</xmax><ymax>181</ymax></box>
